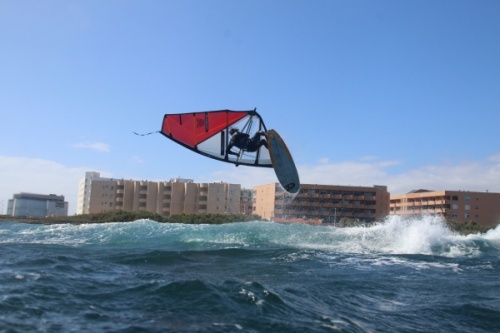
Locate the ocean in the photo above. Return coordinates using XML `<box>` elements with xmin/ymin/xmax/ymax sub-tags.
<box><xmin>1</xmin><ymin>216</ymin><xmax>499</xmax><ymax>333</ymax></box>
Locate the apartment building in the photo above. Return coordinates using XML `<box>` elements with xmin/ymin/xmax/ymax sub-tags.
<box><xmin>7</xmin><ymin>192</ymin><xmax>68</xmax><ymax>217</ymax></box>
<box><xmin>390</xmin><ymin>189</ymin><xmax>500</xmax><ymax>226</ymax></box>
<box><xmin>253</xmin><ymin>183</ymin><xmax>390</xmax><ymax>223</ymax></box>
<box><xmin>77</xmin><ymin>171</ymin><xmax>102</xmax><ymax>214</ymax></box>
<box><xmin>77</xmin><ymin>172</ymin><xmax>241</xmax><ymax>216</ymax></box>
<box><xmin>240</xmin><ymin>188</ymin><xmax>253</xmax><ymax>215</ymax></box>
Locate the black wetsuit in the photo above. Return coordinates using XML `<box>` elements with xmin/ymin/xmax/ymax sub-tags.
<box><xmin>227</xmin><ymin>131</ymin><xmax>267</xmax><ymax>156</ymax></box>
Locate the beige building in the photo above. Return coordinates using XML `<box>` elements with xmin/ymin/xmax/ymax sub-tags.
<box><xmin>77</xmin><ymin>172</ymin><xmax>241</xmax><ymax>216</ymax></box>
<box><xmin>240</xmin><ymin>189</ymin><xmax>253</xmax><ymax>215</ymax></box>
<box><xmin>253</xmin><ymin>183</ymin><xmax>390</xmax><ymax>223</ymax></box>
<box><xmin>390</xmin><ymin>189</ymin><xmax>500</xmax><ymax>226</ymax></box>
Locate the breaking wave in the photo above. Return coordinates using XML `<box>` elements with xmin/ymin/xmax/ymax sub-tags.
<box><xmin>1</xmin><ymin>215</ymin><xmax>499</xmax><ymax>258</ymax></box>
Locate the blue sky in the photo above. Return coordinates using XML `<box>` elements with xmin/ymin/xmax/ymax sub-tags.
<box><xmin>1</xmin><ymin>1</ymin><xmax>499</xmax><ymax>215</ymax></box>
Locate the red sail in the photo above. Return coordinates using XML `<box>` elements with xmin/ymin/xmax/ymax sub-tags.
<box><xmin>161</xmin><ymin>110</ymin><xmax>247</xmax><ymax>148</ymax></box>
<box><xmin>160</xmin><ymin>109</ymin><xmax>273</xmax><ymax>168</ymax></box>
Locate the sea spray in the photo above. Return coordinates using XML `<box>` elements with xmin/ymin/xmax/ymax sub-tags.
<box><xmin>1</xmin><ymin>218</ymin><xmax>500</xmax><ymax>332</ymax></box>
<box><xmin>354</xmin><ymin>214</ymin><xmax>455</xmax><ymax>255</ymax></box>
<box><xmin>1</xmin><ymin>217</ymin><xmax>498</xmax><ymax>257</ymax></box>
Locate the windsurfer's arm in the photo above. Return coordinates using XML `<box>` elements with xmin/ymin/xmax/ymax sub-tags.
<box><xmin>225</xmin><ymin>141</ymin><xmax>239</xmax><ymax>157</ymax></box>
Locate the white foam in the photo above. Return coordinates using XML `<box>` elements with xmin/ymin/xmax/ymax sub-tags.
<box><xmin>1</xmin><ymin>217</ymin><xmax>497</xmax><ymax>258</ymax></box>
<box><xmin>278</xmin><ymin>214</ymin><xmax>495</xmax><ymax>258</ymax></box>
<box><xmin>482</xmin><ymin>224</ymin><xmax>500</xmax><ymax>241</ymax></box>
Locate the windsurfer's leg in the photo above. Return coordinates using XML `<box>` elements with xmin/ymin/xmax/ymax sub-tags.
<box><xmin>251</xmin><ymin>131</ymin><xmax>265</xmax><ymax>141</ymax></box>
<box><xmin>250</xmin><ymin>132</ymin><xmax>268</xmax><ymax>150</ymax></box>
<box><xmin>257</xmin><ymin>139</ymin><xmax>268</xmax><ymax>150</ymax></box>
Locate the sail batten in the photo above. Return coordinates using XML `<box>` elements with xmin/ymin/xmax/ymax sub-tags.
<box><xmin>160</xmin><ymin>109</ymin><xmax>273</xmax><ymax>168</ymax></box>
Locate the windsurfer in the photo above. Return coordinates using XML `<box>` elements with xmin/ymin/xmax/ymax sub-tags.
<box><xmin>226</xmin><ymin>128</ymin><xmax>268</xmax><ymax>162</ymax></box>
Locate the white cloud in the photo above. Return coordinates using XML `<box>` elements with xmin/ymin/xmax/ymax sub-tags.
<box><xmin>1</xmin><ymin>154</ymin><xmax>499</xmax><ymax>217</ymax></box>
<box><xmin>386</xmin><ymin>160</ymin><xmax>500</xmax><ymax>194</ymax></box>
<box><xmin>206</xmin><ymin>166</ymin><xmax>277</xmax><ymax>189</ymax></box>
<box><xmin>489</xmin><ymin>153</ymin><xmax>500</xmax><ymax>162</ymax></box>
<box><xmin>73</xmin><ymin>141</ymin><xmax>110</xmax><ymax>153</ymax></box>
<box><xmin>0</xmin><ymin>156</ymin><xmax>91</xmax><ymax>215</ymax></box>
<box><xmin>209</xmin><ymin>154</ymin><xmax>500</xmax><ymax>195</ymax></box>
<box><xmin>130</xmin><ymin>156</ymin><xmax>144</xmax><ymax>164</ymax></box>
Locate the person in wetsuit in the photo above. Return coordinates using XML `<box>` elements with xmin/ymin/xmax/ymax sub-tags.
<box><xmin>226</xmin><ymin>128</ymin><xmax>268</xmax><ymax>162</ymax></box>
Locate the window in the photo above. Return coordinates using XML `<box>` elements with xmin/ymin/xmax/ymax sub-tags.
<box><xmin>465</xmin><ymin>205</ymin><xmax>470</xmax><ymax>210</ymax></box>
<box><xmin>465</xmin><ymin>213</ymin><xmax>470</xmax><ymax>219</ymax></box>
<box><xmin>452</xmin><ymin>204</ymin><xmax>458</xmax><ymax>210</ymax></box>
<box><xmin>464</xmin><ymin>196</ymin><xmax>471</xmax><ymax>202</ymax></box>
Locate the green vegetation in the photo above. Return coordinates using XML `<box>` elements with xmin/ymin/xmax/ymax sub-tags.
<box><xmin>1</xmin><ymin>212</ymin><xmax>497</xmax><ymax>235</ymax></box>
<box><xmin>0</xmin><ymin>211</ymin><xmax>263</xmax><ymax>225</ymax></box>
<box><xmin>161</xmin><ymin>213</ymin><xmax>262</xmax><ymax>224</ymax></box>
<box><xmin>445</xmin><ymin>219</ymin><xmax>492</xmax><ymax>235</ymax></box>
<box><xmin>73</xmin><ymin>210</ymin><xmax>165</xmax><ymax>223</ymax></box>
<box><xmin>331</xmin><ymin>217</ymin><xmax>369</xmax><ymax>228</ymax></box>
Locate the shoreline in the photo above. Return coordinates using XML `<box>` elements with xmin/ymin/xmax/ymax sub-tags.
<box><xmin>1</xmin><ymin>215</ymin><xmax>496</xmax><ymax>236</ymax></box>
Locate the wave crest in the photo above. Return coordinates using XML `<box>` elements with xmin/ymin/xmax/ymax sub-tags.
<box><xmin>1</xmin><ymin>216</ymin><xmax>499</xmax><ymax>257</ymax></box>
